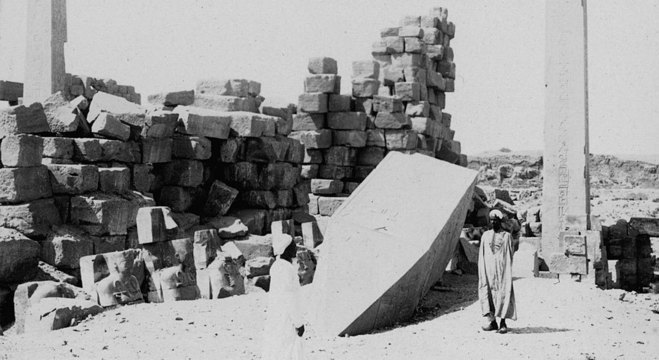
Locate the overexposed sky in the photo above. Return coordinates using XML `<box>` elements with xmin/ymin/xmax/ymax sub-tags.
<box><xmin>1</xmin><ymin>0</ymin><xmax>658</xmax><ymax>156</ymax></box>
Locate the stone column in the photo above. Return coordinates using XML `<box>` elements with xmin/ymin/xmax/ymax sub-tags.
<box><xmin>23</xmin><ymin>0</ymin><xmax>67</xmax><ymax>104</ymax></box>
<box><xmin>542</xmin><ymin>0</ymin><xmax>591</xmax><ymax>272</ymax></box>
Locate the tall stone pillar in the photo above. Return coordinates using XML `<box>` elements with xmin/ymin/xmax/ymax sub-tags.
<box><xmin>24</xmin><ymin>0</ymin><xmax>67</xmax><ymax>104</ymax></box>
<box><xmin>542</xmin><ymin>0</ymin><xmax>592</xmax><ymax>273</ymax></box>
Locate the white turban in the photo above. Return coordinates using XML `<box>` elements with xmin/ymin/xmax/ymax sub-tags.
<box><xmin>272</xmin><ymin>233</ymin><xmax>293</xmax><ymax>256</ymax></box>
<box><xmin>489</xmin><ymin>209</ymin><xmax>504</xmax><ymax>220</ymax></box>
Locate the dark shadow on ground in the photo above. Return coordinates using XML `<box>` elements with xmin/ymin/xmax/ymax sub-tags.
<box><xmin>508</xmin><ymin>326</ymin><xmax>572</xmax><ymax>334</ymax></box>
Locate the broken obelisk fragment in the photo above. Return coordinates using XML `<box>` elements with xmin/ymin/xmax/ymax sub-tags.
<box><xmin>313</xmin><ymin>152</ymin><xmax>477</xmax><ymax>336</ymax></box>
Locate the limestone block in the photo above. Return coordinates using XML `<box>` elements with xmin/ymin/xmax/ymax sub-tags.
<box><xmin>259</xmin><ymin>163</ymin><xmax>299</xmax><ymax>190</ymax></box>
<box><xmin>172</xmin><ymin>135</ymin><xmax>211</xmax><ymax>160</ymax></box>
<box><xmin>136</xmin><ymin>206</ymin><xmax>177</xmax><ymax>245</ymax></box>
<box><xmin>308</xmin><ymin>57</ymin><xmax>338</xmax><ymax>75</ymax></box>
<box><xmin>351</xmin><ymin>60</ymin><xmax>380</xmax><ymax>80</ymax></box>
<box><xmin>158</xmin><ymin>186</ymin><xmax>195</xmax><ymax>213</ymax></box>
<box><xmin>426</xmin><ymin>45</ymin><xmax>444</xmax><ymax>60</ymax></box>
<box><xmin>284</xmin><ymin>137</ymin><xmax>305</xmax><ymax>163</ymax></box>
<box><xmin>98</xmin><ymin>167</ymin><xmax>130</xmax><ymax>194</ymax></box>
<box><xmin>332</xmin><ymin>131</ymin><xmax>367</xmax><ymax>148</ymax></box>
<box><xmin>392</xmin><ymin>54</ymin><xmax>424</xmax><ymax>68</ymax></box>
<box><xmin>445</xmin><ymin>79</ymin><xmax>455</xmax><ymax>92</ymax></box>
<box><xmin>352</xmin><ymin>79</ymin><xmax>380</xmax><ymax>98</ymax></box>
<box><xmin>304</xmin><ymin>75</ymin><xmax>340</xmax><ymax>94</ymax></box>
<box><xmin>302</xmin><ymin>221</ymin><xmax>324</xmax><ymax>248</ymax></box>
<box><xmin>245</xmin><ymin>137</ymin><xmax>288</xmax><ymax>163</ymax></box>
<box><xmin>141</xmin><ymin>110</ymin><xmax>178</xmax><ymax>138</ymax></box>
<box><xmin>380</xmin><ymin>27</ymin><xmax>399</xmax><ymax>37</ymax></box>
<box><xmin>24</xmin><ymin>297</ymin><xmax>102</xmax><ymax>333</ymax></box>
<box><xmin>131</xmin><ymin>164</ymin><xmax>154</xmax><ymax>193</ymax></box>
<box><xmin>41</xmin><ymin>226</ymin><xmax>94</xmax><ymax>269</ymax></box>
<box><xmin>0</xmin><ymin>103</ymin><xmax>49</xmax><ymax>136</ymax></box>
<box><xmin>271</xmin><ymin>219</ymin><xmax>295</xmax><ymax>237</ymax></box>
<box><xmin>222</xmin><ymin>162</ymin><xmax>260</xmax><ymax>189</ymax></box>
<box><xmin>91</xmin><ymin>112</ymin><xmax>131</xmax><ymax>141</ymax></box>
<box><xmin>398</xmin><ymin>26</ymin><xmax>423</xmax><ymax>38</ymax></box>
<box><xmin>196</xmin><ymin>78</ymin><xmax>249</xmax><ymax>97</ymax></box>
<box><xmin>1</xmin><ymin>134</ymin><xmax>43</xmax><ymax>167</ymax></box>
<box><xmin>240</xmin><ymin>191</ymin><xmax>277</xmax><ymax>209</ymax></box>
<box><xmin>204</xmin><ymin>216</ymin><xmax>249</xmax><ymax>239</ymax></box>
<box><xmin>303</xmin><ymin>148</ymin><xmax>324</xmax><ymax>164</ymax></box>
<box><xmin>47</xmin><ymin>164</ymin><xmax>98</xmax><ymax>195</ymax></box>
<box><xmin>411</xmin><ymin>117</ymin><xmax>439</xmax><ymax>137</ymax></box>
<box><xmin>422</xmin><ymin>27</ymin><xmax>441</xmax><ymax>45</ymax></box>
<box><xmin>245</xmin><ymin>256</ymin><xmax>274</xmax><ymax>278</ymax></box>
<box><xmin>72</xmin><ymin>138</ymin><xmax>102</xmax><ymax>162</ymax></box>
<box><xmin>324</xmin><ymin>146</ymin><xmax>358</xmax><ymax>166</ymax></box>
<box><xmin>373</xmin><ymin>96</ymin><xmax>403</xmax><ymax>113</ymax></box>
<box><xmin>42</xmin><ymin>137</ymin><xmax>74</xmax><ymax>159</ymax></box>
<box><xmin>142</xmin><ymin>138</ymin><xmax>173</xmax><ymax>164</ymax></box>
<box><xmin>102</xmin><ymin>139</ymin><xmax>140</xmax><ymax>163</ymax></box>
<box><xmin>301</xmin><ymin>164</ymin><xmax>319</xmax><ymax>179</ymax></box>
<box><xmin>298</xmin><ymin>93</ymin><xmax>328</xmax><ymax>113</ymax></box>
<box><xmin>353</xmin><ymin>98</ymin><xmax>374</xmax><ymax>114</ymax></box>
<box><xmin>175</xmin><ymin>106</ymin><xmax>231</xmax><ymax>139</ymax></box>
<box><xmin>404</xmin><ymin>37</ymin><xmax>425</xmax><ymax>53</ymax></box>
<box><xmin>70</xmin><ymin>193</ymin><xmax>130</xmax><ymax>236</ymax></box>
<box><xmin>0</xmin><ymin>199</ymin><xmax>62</xmax><ymax>238</ymax></box>
<box><xmin>343</xmin><ymin>182</ymin><xmax>360</xmax><ymax>194</ymax></box>
<box><xmin>374</xmin><ymin>112</ymin><xmax>411</xmax><ymax>129</ymax></box>
<box><xmin>160</xmin><ymin>159</ymin><xmax>203</xmax><ymax>187</ymax></box>
<box><xmin>318</xmin><ymin>196</ymin><xmax>346</xmax><ymax>216</ymax></box>
<box><xmin>394</xmin><ymin>82</ymin><xmax>421</xmax><ymax>102</ymax></box>
<box><xmin>214</xmin><ymin>138</ymin><xmax>243</xmax><ymax>164</ymax></box>
<box><xmin>42</xmin><ymin>92</ymin><xmax>84</xmax><ymax>133</ymax></box>
<box><xmin>366</xmin><ymin>129</ymin><xmax>386</xmax><ymax>147</ymax></box>
<box><xmin>229</xmin><ymin>209</ymin><xmax>267</xmax><ymax>235</ymax></box>
<box><xmin>204</xmin><ymin>180</ymin><xmax>239</xmax><ymax>217</ymax></box>
<box><xmin>88</xmin><ymin>92</ymin><xmax>146</xmax><ymax>127</ymax></box>
<box><xmin>147</xmin><ymin>90</ymin><xmax>194</xmax><ymax>107</ymax></box>
<box><xmin>548</xmin><ymin>253</ymin><xmax>587</xmax><ymax>275</ymax></box>
<box><xmin>192</xmin><ymin>93</ymin><xmax>246</xmax><ymax>112</ymax></box>
<box><xmin>406</xmin><ymin>102</ymin><xmax>431</xmax><ymax>118</ymax></box>
<box><xmin>0</xmin><ymin>166</ymin><xmax>51</xmax><ymax>203</ymax></box>
<box><xmin>292</xmin><ymin>113</ymin><xmax>325</xmax><ymax>131</ymax></box>
<box><xmin>0</xmin><ymin>228</ymin><xmax>41</xmax><ymax>283</ymax></box>
<box><xmin>357</xmin><ymin>147</ymin><xmax>386</xmax><ymax>166</ymax></box>
<box><xmin>289</xmin><ymin>130</ymin><xmax>332</xmax><ymax>149</ymax></box>
<box><xmin>426</xmin><ymin>71</ymin><xmax>445</xmax><ymax>90</ymax></box>
<box><xmin>385</xmin><ymin>130</ymin><xmax>418</xmax><ymax>150</ymax></box>
<box><xmin>629</xmin><ymin>217</ymin><xmax>659</xmax><ymax>236</ymax></box>
<box><xmin>318</xmin><ymin>165</ymin><xmax>353</xmax><ymax>180</ymax></box>
<box><xmin>327</xmin><ymin>112</ymin><xmax>367</xmax><ymax>131</ymax></box>
<box><xmin>192</xmin><ymin>229</ymin><xmax>221</xmax><ymax>269</ymax></box>
<box><xmin>310</xmin><ymin>179</ymin><xmax>344</xmax><ymax>195</ymax></box>
<box><xmin>314</xmin><ymin>152</ymin><xmax>478</xmax><ymax>336</ymax></box>
<box><xmin>12</xmin><ymin>281</ymin><xmax>77</xmax><ymax>334</ymax></box>
<box><xmin>382</xmin><ymin>37</ymin><xmax>404</xmax><ymax>54</ymax></box>
<box><xmin>308</xmin><ymin>194</ymin><xmax>319</xmax><ymax>215</ymax></box>
<box><xmin>328</xmin><ymin>95</ymin><xmax>351</xmax><ymax>112</ymax></box>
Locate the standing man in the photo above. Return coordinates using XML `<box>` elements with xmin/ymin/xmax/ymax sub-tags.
<box><xmin>478</xmin><ymin>209</ymin><xmax>517</xmax><ymax>333</ymax></box>
<box><xmin>262</xmin><ymin>234</ymin><xmax>305</xmax><ymax>359</ymax></box>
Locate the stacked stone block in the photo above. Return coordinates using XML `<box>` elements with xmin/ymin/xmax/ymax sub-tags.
<box><xmin>63</xmin><ymin>74</ymin><xmax>141</xmax><ymax>104</ymax></box>
<box><xmin>603</xmin><ymin>219</ymin><xmax>656</xmax><ymax>291</ymax></box>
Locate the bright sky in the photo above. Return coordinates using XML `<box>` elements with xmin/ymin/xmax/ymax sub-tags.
<box><xmin>1</xmin><ymin>0</ymin><xmax>658</xmax><ymax>156</ymax></box>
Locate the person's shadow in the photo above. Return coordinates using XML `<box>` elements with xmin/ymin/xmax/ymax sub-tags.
<box><xmin>508</xmin><ymin>326</ymin><xmax>571</xmax><ymax>334</ymax></box>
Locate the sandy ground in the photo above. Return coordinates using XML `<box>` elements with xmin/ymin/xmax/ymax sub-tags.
<box><xmin>1</xmin><ymin>272</ymin><xmax>658</xmax><ymax>360</ymax></box>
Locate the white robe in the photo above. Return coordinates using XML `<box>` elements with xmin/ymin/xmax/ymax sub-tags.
<box><xmin>478</xmin><ymin>229</ymin><xmax>517</xmax><ymax>320</ymax></box>
<box><xmin>261</xmin><ymin>258</ymin><xmax>304</xmax><ymax>360</ymax></box>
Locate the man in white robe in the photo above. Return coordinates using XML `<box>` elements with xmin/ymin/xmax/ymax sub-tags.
<box><xmin>478</xmin><ymin>209</ymin><xmax>517</xmax><ymax>333</ymax></box>
<box><xmin>261</xmin><ymin>234</ymin><xmax>305</xmax><ymax>359</ymax></box>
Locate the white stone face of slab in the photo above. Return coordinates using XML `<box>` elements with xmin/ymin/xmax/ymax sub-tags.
<box><xmin>24</xmin><ymin>0</ymin><xmax>67</xmax><ymax>104</ymax></box>
<box><xmin>542</xmin><ymin>0</ymin><xmax>591</xmax><ymax>261</ymax></box>
<box><xmin>312</xmin><ymin>152</ymin><xmax>478</xmax><ymax>336</ymax></box>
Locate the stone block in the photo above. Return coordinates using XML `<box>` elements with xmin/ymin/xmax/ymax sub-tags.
<box><xmin>0</xmin><ymin>228</ymin><xmax>41</xmax><ymax>283</ymax></box>
<box><xmin>192</xmin><ymin>229</ymin><xmax>221</xmax><ymax>269</ymax></box>
<box><xmin>47</xmin><ymin>164</ymin><xmax>98</xmax><ymax>195</ymax></box>
<box><xmin>88</xmin><ymin>92</ymin><xmax>146</xmax><ymax>127</ymax></box>
<box><xmin>72</xmin><ymin>138</ymin><xmax>102</xmax><ymax>162</ymax></box>
<box><xmin>628</xmin><ymin>217</ymin><xmax>659</xmax><ymax>236</ymax></box>
<box><xmin>370</xmin><ymin>40</ymin><xmax>387</xmax><ymax>56</ymax></box>
<box><xmin>411</xmin><ymin>117</ymin><xmax>439</xmax><ymax>137</ymax></box>
<box><xmin>0</xmin><ymin>166</ymin><xmax>51</xmax><ymax>203</ymax></box>
<box><xmin>0</xmin><ymin>103</ymin><xmax>49</xmax><ymax>136</ymax></box>
<box><xmin>366</xmin><ymin>129</ymin><xmax>386</xmax><ymax>147</ymax></box>
<box><xmin>380</xmin><ymin>27</ymin><xmax>400</xmax><ymax>37</ymax></box>
<box><xmin>382</xmin><ymin>37</ymin><xmax>404</xmax><ymax>54</ymax></box>
<box><xmin>343</xmin><ymin>182</ymin><xmax>360</xmax><ymax>194</ymax></box>
<box><xmin>136</xmin><ymin>206</ymin><xmax>178</xmax><ymax>244</ymax></box>
<box><xmin>352</xmin><ymin>79</ymin><xmax>380</xmax><ymax>98</ymax></box>
<box><xmin>310</xmin><ymin>179</ymin><xmax>344</xmax><ymax>195</ymax></box>
<box><xmin>406</xmin><ymin>102</ymin><xmax>431</xmax><ymax>118</ymax></box>
<box><xmin>427</xmin><ymin>71</ymin><xmax>445</xmax><ymax>90</ymax></box>
<box><xmin>70</xmin><ymin>193</ymin><xmax>130</xmax><ymax>236</ymax></box>
<box><xmin>175</xmin><ymin>106</ymin><xmax>232</xmax><ymax>139</ymax></box>
<box><xmin>142</xmin><ymin>138</ymin><xmax>173</xmax><ymax>164</ymax></box>
<box><xmin>308</xmin><ymin>57</ymin><xmax>338</xmax><ymax>75</ymax></box>
<box><xmin>172</xmin><ymin>135</ymin><xmax>211</xmax><ymax>160</ymax></box>
<box><xmin>404</xmin><ymin>37</ymin><xmax>425</xmax><ymax>53</ymax></box>
<box><xmin>293</xmin><ymin>181</ymin><xmax>311</xmax><ymax>207</ymax></box>
<box><xmin>217</xmin><ymin>138</ymin><xmax>244</xmax><ymax>163</ymax></box>
<box><xmin>374</xmin><ymin>112</ymin><xmax>411</xmax><ymax>129</ymax></box>
<box><xmin>324</xmin><ymin>146</ymin><xmax>358</xmax><ymax>166</ymax></box>
<box><xmin>90</xmin><ymin>113</ymin><xmax>130</xmax><ymax>141</ymax></box>
<box><xmin>158</xmin><ymin>186</ymin><xmax>195</xmax><ymax>213</ymax></box>
<box><xmin>259</xmin><ymin>162</ymin><xmax>299</xmax><ymax>190</ymax></box>
<box><xmin>98</xmin><ymin>167</ymin><xmax>130</xmax><ymax>194</ymax></box>
<box><xmin>42</xmin><ymin>137</ymin><xmax>74</xmax><ymax>159</ymax></box>
<box><xmin>204</xmin><ymin>216</ymin><xmax>249</xmax><ymax>239</ymax></box>
<box><xmin>357</xmin><ymin>147</ymin><xmax>386</xmax><ymax>166</ymax></box>
<box><xmin>303</xmin><ymin>148</ymin><xmax>324</xmax><ymax>164</ymax></box>
<box><xmin>298</xmin><ymin>93</ymin><xmax>328</xmax><ymax>113</ymax></box>
<box><xmin>229</xmin><ymin>209</ymin><xmax>267</xmax><ymax>236</ymax></box>
<box><xmin>24</xmin><ymin>297</ymin><xmax>103</xmax><ymax>333</ymax></box>
<box><xmin>147</xmin><ymin>90</ymin><xmax>194</xmax><ymax>107</ymax></box>
<box><xmin>304</xmin><ymin>75</ymin><xmax>340</xmax><ymax>94</ymax></box>
<box><xmin>313</xmin><ymin>152</ymin><xmax>478</xmax><ymax>336</ymax></box>
<box><xmin>353</xmin><ymin>166</ymin><xmax>375</xmax><ymax>180</ymax></box>
<box><xmin>0</xmin><ymin>199</ymin><xmax>62</xmax><ymax>238</ymax></box>
<box><xmin>392</xmin><ymin>54</ymin><xmax>424</xmax><ymax>68</ymax></box>
<box><xmin>301</xmin><ymin>164</ymin><xmax>319</xmax><ymax>179</ymax></box>
<box><xmin>292</xmin><ymin>113</ymin><xmax>325</xmax><ymax>131</ymax></box>
<box><xmin>302</xmin><ymin>221</ymin><xmax>324</xmax><ymax>248</ymax></box>
<box><xmin>204</xmin><ymin>180</ymin><xmax>239</xmax><ymax>217</ymax></box>
<box><xmin>228</xmin><ymin>112</ymin><xmax>276</xmax><ymax>138</ymax></box>
<box><xmin>394</xmin><ymin>82</ymin><xmax>421</xmax><ymax>102</ymax></box>
<box><xmin>373</xmin><ymin>96</ymin><xmax>403</xmax><ymax>113</ymax></box>
<box><xmin>548</xmin><ymin>253</ymin><xmax>588</xmax><ymax>275</ymax></box>
<box><xmin>191</xmin><ymin>93</ymin><xmax>245</xmax><ymax>112</ymax></box>
<box><xmin>289</xmin><ymin>129</ymin><xmax>332</xmax><ymax>149</ymax></box>
<box><xmin>327</xmin><ymin>112</ymin><xmax>367</xmax><ymax>131</ymax></box>
<box><xmin>332</xmin><ymin>131</ymin><xmax>367</xmax><ymax>148</ymax></box>
<box><xmin>196</xmin><ymin>78</ymin><xmax>249</xmax><ymax>97</ymax></box>
<box><xmin>160</xmin><ymin>159</ymin><xmax>203</xmax><ymax>187</ymax></box>
<box><xmin>245</xmin><ymin>137</ymin><xmax>289</xmax><ymax>163</ymax></box>
<box><xmin>141</xmin><ymin>110</ymin><xmax>178</xmax><ymax>138</ymax></box>
<box><xmin>42</xmin><ymin>92</ymin><xmax>85</xmax><ymax>133</ymax></box>
<box><xmin>240</xmin><ymin>191</ymin><xmax>277</xmax><ymax>209</ymax></box>
<box><xmin>318</xmin><ymin>196</ymin><xmax>346</xmax><ymax>216</ymax></box>
<box><xmin>41</xmin><ymin>227</ymin><xmax>94</xmax><ymax>269</ymax></box>
<box><xmin>222</xmin><ymin>162</ymin><xmax>260</xmax><ymax>189</ymax></box>
<box><xmin>422</xmin><ymin>27</ymin><xmax>441</xmax><ymax>45</ymax></box>
<box><xmin>352</xmin><ymin>61</ymin><xmax>380</xmax><ymax>80</ymax></box>
<box><xmin>1</xmin><ymin>134</ymin><xmax>43</xmax><ymax>167</ymax></box>
<box><xmin>385</xmin><ymin>130</ymin><xmax>418</xmax><ymax>150</ymax></box>
<box><xmin>318</xmin><ymin>165</ymin><xmax>353</xmax><ymax>180</ymax></box>
<box><xmin>328</xmin><ymin>95</ymin><xmax>352</xmax><ymax>112</ymax></box>
<box><xmin>308</xmin><ymin>194</ymin><xmax>319</xmax><ymax>215</ymax></box>
<box><xmin>284</xmin><ymin>137</ymin><xmax>305</xmax><ymax>163</ymax></box>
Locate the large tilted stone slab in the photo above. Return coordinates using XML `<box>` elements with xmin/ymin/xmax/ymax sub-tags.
<box><xmin>87</xmin><ymin>92</ymin><xmax>147</xmax><ymax>126</ymax></box>
<box><xmin>313</xmin><ymin>152</ymin><xmax>478</xmax><ymax>336</ymax></box>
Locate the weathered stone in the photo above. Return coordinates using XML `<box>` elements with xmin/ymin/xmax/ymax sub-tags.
<box><xmin>332</xmin><ymin>131</ymin><xmax>366</xmax><ymax>148</ymax></box>
<box><xmin>406</xmin><ymin>101</ymin><xmax>431</xmax><ymax>118</ymax></box>
<box><xmin>0</xmin><ymin>227</ymin><xmax>41</xmax><ymax>283</ymax></box>
<box><xmin>352</xmin><ymin>79</ymin><xmax>380</xmax><ymax>98</ymax></box>
<box><xmin>304</xmin><ymin>75</ymin><xmax>340</xmax><ymax>94</ymax></box>
<box><xmin>1</xmin><ymin>134</ymin><xmax>43</xmax><ymax>167</ymax></box>
<box><xmin>548</xmin><ymin>253</ymin><xmax>588</xmax><ymax>274</ymax></box>
<box><xmin>131</xmin><ymin>164</ymin><xmax>154</xmax><ymax>193</ymax></box>
<box><xmin>318</xmin><ymin>197</ymin><xmax>346</xmax><ymax>216</ymax></box>
<box><xmin>23</xmin><ymin>297</ymin><xmax>102</xmax><ymax>333</ymax></box>
<box><xmin>229</xmin><ymin>209</ymin><xmax>267</xmax><ymax>235</ymax></box>
<box><xmin>0</xmin><ymin>199</ymin><xmax>62</xmax><ymax>238</ymax></box>
<box><xmin>374</xmin><ymin>112</ymin><xmax>411</xmax><ymax>129</ymax></box>
<box><xmin>157</xmin><ymin>186</ymin><xmax>195</xmax><ymax>213</ymax></box>
<box><xmin>88</xmin><ymin>92</ymin><xmax>146</xmax><ymax>126</ymax></box>
<box><xmin>310</xmin><ymin>179</ymin><xmax>344</xmax><ymax>195</ymax></box>
<box><xmin>98</xmin><ymin>167</ymin><xmax>130</xmax><ymax>194</ymax></box>
<box><xmin>259</xmin><ymin>163</ymin><xmax>299</xmax><ymax>190</ymax></box>
<box><xmin>141</xmin><ymin>138</ymin><xmax>173</xmax><ymax>164</ymax></box>
<box><xmin>398</xmin><ymin>26</ymin><xmax>423</xmax><ymax>38</ymax></box>
<box><xmin>47</xmin><ymin>164</ymin><xmax>98</xmax><ymax>195</ymax></box>
<box><xmin>302</xmin><ymin>148</ymin><xmax>323</xmax><ymax>164</ymax></box>
<box><xmin>192</xmin><ymin>93</ymin><xmax>245</xmax><ymax>112</ymax></box>
<box><xmin>196</xmin><ymin>78</ymin><xmax>249</xmax><ymax>97</ymax></box>
<box><xmin>0</xmin><ymin>166</ymin><xmax>51</xmax><ymax>203</ymax></box>
<box><xmin>244</xmin><ymin>137</ymin><xmax>288</xmax><ymax>163</ymax></box>
<box><xmin>42</xmin><ymin>92</ymin><xmax>84</xmax><ymax>133</ymax></box>
<box><xmin>366</xmin><ymin>129</ymin><xmax>386</xmax><ymax>147</ymax></box>
<box><xmin>289</xmin><ymin>129</ymin><xmax>332</xmax><ymax>149</ymax></box>
<box><xmin>352</xmin><ymin>61</ymin><xmax>380</xmax><ymax>80</ymax></box>
<box><xmin>298</xmin><ymin>93</ymin><xmax>328</xmax><ymax>113</ymax></box>
<box><xmin>0</xmin><ymin>103</ymin><xmax>49</xmax><ymax>137</ymax></box>
<box><xmin>301</xmin><ymin>164</ymin><xmax>319</xmax><ymax>179</ymax></box>
<box><xmin>404</xmin><ymin>37</ymin><xmax>425</xmax><ymax>53</ymax></box>
<box><xmin>222</xmin><ymin>162</ymin><xmax>260</xmax><ymax>189</ymax></box>
<box><xmin>147</xmin><ymin>90</ymin><xmax>194</xmax><ymax>107</ymax></box>
<box><xmin>70</xmin><ymin>193</ymin><xmax>130</xmax><ymax>236</ymax></box>
<box><xmin>284</xmin><ymin>137</ymin><xmax>305</xmax><ymax>164</ymax></box>
<box><xmin>353</xmin><ymin>166</ymin><xmax>375</xmax><ymax>180</ymax></box>
<box><xmin>91</xmin><ymin>112</ymin><xmax>130</xmax><ymax>141</ymax></box>
<box><xmin>175</xmin><ymin>106</ymin><xmax>232</xmax><ymax>139</ymax></box>
<box><xmin>172</xmin><ymin>135</ymin><xmax>211</xmax><ymax>160</ymax></box>
<box><xmin>385</xmin><ymin>130</ymin><xmax>418</xmax><ymax>150</ymax></box>
<box><xmin>239</xmin><ymin>191</ymin><xmax>277</xmax><ymax>209</ymax></box>
<box><xmin>205</xmin><ymin>216</ymin><xmax>249</xmax><ymax>239</ymax></box>
<box><xmin>318</xmin><ymin>165</ymin><xmax>353</xmax><ymax>180</ymax></box>
<box><xmin>327</xmin><ymin>112</ymin><xmax>367</xmax><ymax>131</ymax></box>
<box><xmin>308</xmin><ymin>57</ymin><xmax>338</xmax><ymax>75</ymax></box>
<box><xmin>381</xmin><ymin>37</ymin><xmax>404</xmax><ymax>54</ymax></box>
<box><xmin>42</xmin><ymin>137</ymin><xmax>74</xmax><ymax>159</ymax></box>
<box><xmin>357</xmin><ymin>147</ymin><xmax>386</xmax><ymax>166</ymax></box>
<box><xmin>292</xmin><ymin>113</ymin><xmax>325</xmax><ymax>131</ymax></box>
<box><xmin>71</xmin><ymin>138</ymin><xmax>102</xmax><ymax>162</ymax></box>
<box><xmin>204</xmin><ymin>180</ymin><xmax>239</xmax><ymax>217</ymax></box>
<box><xmin>136</xmin><ymin>206</ymin><xmax>178</xmax><ymax>245</ymax></box>
<box><xmin>141</xmin><ymin>110</ymin><xmax>178</xmax><ymax>138</ymax></box>
<box><xmin>302</xmin><ymin>221</ymin><xmax>324</xmax><ymax>249</ymax></box>
<box><xmin>629</xmin><ymin>217</ymin><xmax>659</xmax><ymax>236</ymax></box>
<box><xmin>373</xmin><ymin>96</ymin><xmax>403</xmax><ymax>113</ymax></box>
<box><xmin>192</xmin><ymin>229</ymin><xmax>221</xmax><ymax>269</ymax></box>
<box><xmin>160</xmin><ymin>160</ymin><xmax>203</xmax><ymax>187</ymax></box>
<box><xmin>41</xmin><ymin>226</ymin><xmax>94</xmax><ymax>269</ymax></box>
<box><xmin>323</xmin><ymin>147</ymin><xmax>357</xmax><ymax>166</ymax></box>
<box><xmin>394</xmin><ymin>82</ymin><xmax>421</xmax><ymax>102</ymax></box>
